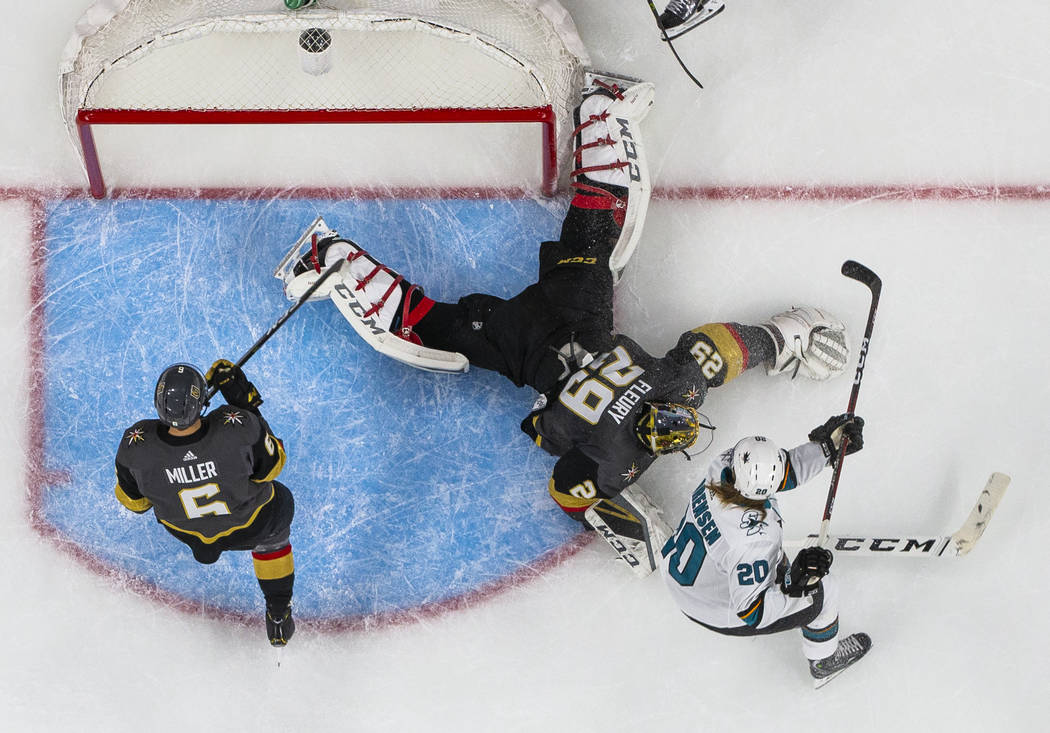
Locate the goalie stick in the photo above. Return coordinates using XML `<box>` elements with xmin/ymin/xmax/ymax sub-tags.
<box><xmin>786</xmin><ymin>472</ymin><xmax>1010</xmax><ymax>557</ymax></box>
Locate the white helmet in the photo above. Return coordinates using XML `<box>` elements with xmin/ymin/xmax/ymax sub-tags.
<box><xmin>731</xmin><ymin>436</ymin><xmax>786</xmax><ymax>500</ymax></box>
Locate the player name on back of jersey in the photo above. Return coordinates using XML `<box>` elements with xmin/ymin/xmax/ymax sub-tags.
<box><xmin>690</xmin><ymin>485</ymin><xmax>722</xmax><ymax>544</ymax></box>
<box><xmin>607</xmin><ymin>380</ymin><xmax>653</xmax><ymax>425</ymax></box>
<box><xmin>165</xmin><ymin>460</ymin><xmax>219</xmax><ymax>485</ymax></box>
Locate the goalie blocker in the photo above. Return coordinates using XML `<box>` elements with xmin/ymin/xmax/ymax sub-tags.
<box><xmin>584</xmin><ymin>484</ymin><xmax>672</xmax><ymax>577</ymax></box>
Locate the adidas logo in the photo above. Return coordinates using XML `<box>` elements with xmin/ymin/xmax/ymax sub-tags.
<box><xmin>182</xmin><ymin>451</ymin><xmax>198</xmax><ymax>462</ymax></box>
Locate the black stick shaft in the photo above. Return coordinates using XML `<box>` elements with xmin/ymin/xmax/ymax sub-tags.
<box><xmin>646</xmin><ymin>0</ymin><xmax>705</xmax><ymax>89</ymax></box>
<box><xmin>205</xmin><ymin>260</ymin><xmax>343</xmax><ymax>401</ymax></box>
<box><xmin>818</xmin><ymin>260</ymin><xmax>882</xmax><ymax>546</ymax></box>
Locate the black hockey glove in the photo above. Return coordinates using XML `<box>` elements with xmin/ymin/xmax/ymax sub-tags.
<box><xmin>809</xmin><ymin>413</ymin><xmax>864</xmax><ymax>462</ymax></box>
<box><xmin>206</xmin><ymin>359</ymin><xmax>263</xmax><ymax>411</ymax></box>
<box><xmin>781</xmin><ymin>546</ymin><xmax>833</xmax><ymax>598</ymax></box>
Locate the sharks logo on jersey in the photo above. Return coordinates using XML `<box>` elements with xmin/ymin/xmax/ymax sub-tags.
<box><xmin>740</xmin><ymin>509</ymin><xmax>768</xmax><ymax>536</ymax></box>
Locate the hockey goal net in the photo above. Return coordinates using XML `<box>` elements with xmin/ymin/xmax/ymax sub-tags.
<box><xmin>60</xmin><ymin>0</ymin><xmax>588</xmax><ymax>197</ymax></box>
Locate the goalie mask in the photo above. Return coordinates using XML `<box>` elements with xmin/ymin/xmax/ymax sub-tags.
<box><xmin>635</xmin><ymin>402</ymin><xmax>702</xmax><ymax>456</ymax></box>
<box><xmin>731</xmin><ymin>436</ymin><xmax>786</xmax><ymax>500</ymax></box>
<box><xmin>154</xmin><ymin>363</ymin><xmax>207</xmax><ymax>428</ymax></box>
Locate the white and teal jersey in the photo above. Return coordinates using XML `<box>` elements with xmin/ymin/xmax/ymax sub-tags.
<box><xmin>660</xmin><ymin>441</ymin><xmax>828</xmax><ymax>630</ymax></box>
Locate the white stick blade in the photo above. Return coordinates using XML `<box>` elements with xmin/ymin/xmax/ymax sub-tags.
<box><xmin>951</xmin><ymin>472</ymin><xmax>1010</xmax><ymax>556</ymax></box>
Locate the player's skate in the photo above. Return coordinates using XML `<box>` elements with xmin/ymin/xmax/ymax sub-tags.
<box><xmin>572</xmin><ymin>70</ymin><xmax>655</xmax><ymax>285</ymax></box>
<box><xmin>266</xmin><ymin>603</ymin><xmax>295</xmax><ymax>647</ymax></box>
<box><xmin>658</xmin><ymin>0</ymin><xmax>726</xmax><ymax>41</ymax></box>
<box><xmin>275</xmin><ymin>217</ymin><xmax>469</xmax><ymax>374</ymax></box>
<box><xmin>760</xmin><ymin>306</ymin><xmax>850</xmax><ymax>381</ymax></box>
<box><xmin>809</xmin><ymin>632</ymin><xmax>872</xmax><ymax>688</ymax></box>
<box><xmin>584</xmin><ymin>484</ymin><xmax>672</xmax><ymax>577</ymax></box>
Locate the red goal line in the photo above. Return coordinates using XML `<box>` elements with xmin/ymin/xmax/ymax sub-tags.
<box><xmin>4</xmin><ymin>184</ymin><xmax>1050</xmax><ymax>203</ymax></box>
<box><xmin>657</xmin><ymin>184</ymin><xmax>1050</xmax><ymax>202</ymax></box>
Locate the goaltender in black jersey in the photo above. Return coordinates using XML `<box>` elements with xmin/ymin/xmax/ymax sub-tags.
<box><xmin>114</xmin><ymin>360</ymin><xmax>296</xmax><ymax>646</ymax></box>
<box><xmin>274</xmin><ymin>71</ymin><xmax>852</xmax><ymax>576</ymax></box>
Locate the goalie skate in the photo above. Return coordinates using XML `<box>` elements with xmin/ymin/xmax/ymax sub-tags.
<box><xmin>273</xmin><ymin>215</ymin><xmax>341</xmax><ymax>302</ymax></box>
<box><xmin>573</xmin><ymin>71</ymin><xmax>655</xmax><ymax>285</ymax></box>
<box><xmin>584</xmin><ymin>484</ymin><xmax>671</xmax><ymax>577</ymax></box>
<box><xmin>659</xmin><ymin>1</ymin><xmax>726</xmax><ymax>41</ymax></box>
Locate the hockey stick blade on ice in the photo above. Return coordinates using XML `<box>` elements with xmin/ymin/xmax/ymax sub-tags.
<box><xmin>204</xmin><ymin>256</ymin><xmax>344</xmax><ymax>403</ymax></box>
<box><xmin>787</xmin><ymin>472</ymin><xmax>1010</xmax><ymax>557</ymax></box>
<box><xmin>816</xmin><ymin>260</ymin><xmax>882</xmax><ymax>547</ymax></box>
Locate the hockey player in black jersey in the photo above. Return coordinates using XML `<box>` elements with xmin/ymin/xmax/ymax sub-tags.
<box><xmin>276</xmin><ymin>71</ymin><xmax>851</xmax><ymax>574</ymax></box>
<box><xmin>114</xmin><ymin>361</ymin><xmax>296</xmax><ymax>646</ymax></box>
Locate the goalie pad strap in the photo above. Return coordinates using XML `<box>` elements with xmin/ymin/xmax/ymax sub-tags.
<box><xmin>362</xmin><ymin>271</ymin><xmax>403</xmax><ymax>318</ymax></box>
<box><xmin>571</xmin><ymin>161</ymin><xmax>630</xmax><ymax>179</ymax></box>
<box><xmin>589</xmin><ymin>78</ymin><xmax>628</xmax><ymax>98</ymax></box>
<box><xmin>573</xmin><ymin>134</ymin><xmax>615</xmax><ymax>155</ymax></box>
<box><xmin>309</xmin><ymin>232</ymin><xmax>322</xmax><ymax>273</ymax></box>
<box><xmin>571</xmin><ymin>111</ymin><xmax>610</xmax><ymax>138</ymax></box>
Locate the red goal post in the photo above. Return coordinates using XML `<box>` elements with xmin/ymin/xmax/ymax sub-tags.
<box><xmin>60</xmin><ymin>0</ymin><xmax>589</xmax><ymax>197</ymax></box>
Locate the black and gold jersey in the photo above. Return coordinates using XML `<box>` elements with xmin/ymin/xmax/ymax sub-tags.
<box><xmin>114</xmin><ymin>406</ymin><xmax>286</xmax><ymax>543</ymax></box>
<box><xmin>523</xmin><ymin>324</ymin><xmax>768</xmax><ymax>513</ymax></box>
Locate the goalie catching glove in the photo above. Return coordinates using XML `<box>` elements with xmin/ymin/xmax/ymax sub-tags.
<box><xmin>809</xmin><ymin>413</ymin><xmax>865</xmax><ymax>463</ymax></box>
<box><xmin>781</xmin><ymin>546</ymin><xmax>833</xmax><ymax>597</ymax></box>
<box><xmin>761</xmin><ymin>306</ymin><xmax>850</xmax><ymax>381</ymax></box>
<box><xmin>206</xmin><ymin>359</ymin><xmax>262</xmax><ymax>410</ymax></box>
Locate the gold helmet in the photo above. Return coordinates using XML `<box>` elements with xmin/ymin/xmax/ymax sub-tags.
<box><xmin>635</xmin><ymin>402</ymin><xmax>702</xmax><ymax>456</ymax></box>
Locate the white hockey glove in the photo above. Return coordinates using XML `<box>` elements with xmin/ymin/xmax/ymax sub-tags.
<box><xmin>761</xmin><ymin>306</ymin><xmax>850</xmax><ymax>381</ymax></box>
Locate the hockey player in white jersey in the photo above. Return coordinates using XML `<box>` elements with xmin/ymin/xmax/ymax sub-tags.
<box><xmin>660</xmin><ymin>414</ymin><xmax>871</xmax><ymax>687</ymax></box>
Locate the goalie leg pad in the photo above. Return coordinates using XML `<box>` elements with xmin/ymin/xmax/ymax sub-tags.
<box><xmin>584</xmin><ymin>485</ymin><xmax>672</xmax><ymax>577</ymax></box>
<box><xmin>760</xmin><ymin>306</ymin><xmax>850</xmax><ymax>381</ymax></box>
<box><xmin>325</xmin><ymin>247</ymin><xmax>470</xmax><ymax>374</ymax></box>
<box><xmin>274</xmin><ymin>217</ymin><xmax>469</xmax><ymax>374</ymax></box>
<box><xmin>572</xmin><ymin>71</ymin><xmax>655</xmax><ymax>285</ymax></box>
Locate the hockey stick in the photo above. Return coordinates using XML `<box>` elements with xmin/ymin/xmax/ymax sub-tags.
<box><xmin>816</xmin><ymin>260</ymin><xmax>882</xmax><ymax>548</ymax></box>
<box><xmin>645</xmin><ymin>0</ymin><xmax>707</xmax><ymax>90</ymax></box>
<box><xmin>787</xmin><ymin>472</ymin><xmax>1010</xmax><ymax>557</ymax></box>
<box><xmin>204</xmin><ymin>255</ymin><xmax>344</xmax><ymax>403</ymax></box>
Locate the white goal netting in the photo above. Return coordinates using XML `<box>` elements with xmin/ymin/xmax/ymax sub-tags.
<box><xmin>60</xmin><ymin>0</ymin><xmax>589</xmax><ymax>195</ymax></box>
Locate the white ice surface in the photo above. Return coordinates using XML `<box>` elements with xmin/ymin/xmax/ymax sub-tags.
<box><xmin>3</xmin><ymin>1</ymin><xmax>1049</xmax><ymax>731</ymax></box>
